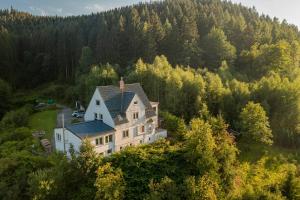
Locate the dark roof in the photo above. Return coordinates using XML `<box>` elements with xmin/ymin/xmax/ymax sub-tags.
<box><xmin>105</xmin><ymin>91</ymin><xmax>135</xmax><ymax>118</ymax></box>
<box><xmin>97</xmin><ymin>83</ymin><xmax>156</xmax><ymax>124</ymax></box>
<box><xmin>66</xmin><ymin>120</ymin><xmax>114</xmax><ymax>138</ymax></box>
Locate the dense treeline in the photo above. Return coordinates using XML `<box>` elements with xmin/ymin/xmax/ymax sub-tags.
<box><xmin>125</xmin><ymin>55</ymin><xmax>300</xmax><ymax>147</ymax></box>
<box><xmin>1</xmin><ymin>0</ymin><xmax>300</xmax><ymax>87</ymax></box>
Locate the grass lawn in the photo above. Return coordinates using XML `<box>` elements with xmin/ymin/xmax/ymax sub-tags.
<box><xmin>238</xmin><ymin>141</ymin><xmax>300</xmax><ymax>164</ymax></box>
<box><xmin>29</xmin><ymin>109</ymin><xmax>57</xmax><ymax>139</ymax></box>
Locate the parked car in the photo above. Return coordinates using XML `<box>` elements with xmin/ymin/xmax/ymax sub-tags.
<box><xmin>34</xmin><ymin>102</ymin><xmax>47</xmax><ymax>109</ymax></box>
<box><xmin>72</xmin><ymin>110</ymin><xmax>85</xmax><ymax>118</ymax></box>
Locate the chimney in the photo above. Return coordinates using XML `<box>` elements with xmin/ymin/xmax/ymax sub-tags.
<box><xmin>120</xmin><ymin>77</ymin><xmax>125</xmax><ymax>91</ymax></box>
<box><xmin>120</xmin><ymin>77</ymin><xmax>125</xmax><ymax>112</ymax></box>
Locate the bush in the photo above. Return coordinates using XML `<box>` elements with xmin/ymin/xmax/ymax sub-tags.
<box><xmin>160</xmin><ymin>111</ymin><xmax>186</xmax><ymax>141</ymax></box>
<box><xmin>0</xmin><ymin>105</ymin><xmax>33</xmax><ymax>128</ymax></box>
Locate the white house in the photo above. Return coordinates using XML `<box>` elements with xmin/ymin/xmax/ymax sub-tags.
<box><xmin>54</xmin><ymin>78</ymin><xmax>167</xmax><ymax>156</ymax></box>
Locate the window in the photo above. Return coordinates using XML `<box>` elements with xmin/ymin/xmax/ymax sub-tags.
<box><xmin>153</xmin><ymin>106</ymin><xmax>157</xmax><ymax>113</ymax></box>
<box><xmin>94</xmin><ymin>113</ymin><xmax>97</xmax><ymax>120</ymax></box>
<box><xmin>120</xmin><ymin>147</ymin><xmax>123</xmax><ymax>150</ymax></box>
<box><xmin>134</xmin><ymin>101</ymin><xmax>138</xmax><ymax>105</ymax></box>
<box><xmin>141</xmin><ymin>125</ymin><xmax>145</xmax><ymax>133</ymax></box>
<box><xmin>99</xmin><ymin>114</ymin><xmax>103</xmax><ymax>121</ymax></box>
<box><xmin>95</xmin><ymin>137</ymin><xmax>103</xmax><ymax>146</ymax></box>
<box><xmin>56</xmin><ymin>133</ymin><xmax>61</xmax><ymax>141</ymax></box>
<box><xmin>133</xmin><ymin>127</ymin><xmax>138</xmax><ymax>136</ymax></box>
<box><xmin>107</xmin><ymin>149</ymin><xmax>112</xmax><ymax>154</ymax></box>
<box><xmin>149</xmin><ymin>124</ymin><xmax>153</xmax><ymax>132</ymax></box>
<box><xmin>96</xmin><ymin>100</ymin><xmax>100</xmax><ymax>106</ymax></box>
<box><xmin>133</xmin><ymin>112</ymin><xmax>139</xmax><ymax>119</ymax></box>
<box><xmin>122</xmin><ymin>130</ymin><xmax>129</xmax><ymax>138</ymax></box>
<box><xmin>105</xmin><ymin>134</ymin><xmax>113</xmax><ymax>143</ymax></box>
<box><xmin>140</xmin><ymin>140</ymin><xmax>143</xmax><ymax>144</ymax></box>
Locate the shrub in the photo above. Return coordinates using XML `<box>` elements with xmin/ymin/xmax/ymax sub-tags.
<box><xmin>160</xmin><ymin>111</ymin><xmax>186</xmax><ymax>141</ymax></box>
<box><xmin>0</xmin><ymin>106</ymin><xmax>33</xmax><ymax>128</ymax></box>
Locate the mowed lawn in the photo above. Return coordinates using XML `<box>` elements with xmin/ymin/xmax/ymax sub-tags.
<box><xmin>29</xmin><ymin>109</ymin><xmax>57</xmax><ymax>139</ymax></box>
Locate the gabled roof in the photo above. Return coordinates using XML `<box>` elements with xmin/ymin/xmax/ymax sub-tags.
<box><xmin>66</xmin><ymin>120</ymin><xmax>114</xmax><ymax>138</ymax></box>
<box><xmin>97</xmin><ymin>83</ymin><xmax>156</xmax><ymax>124</ymax></box>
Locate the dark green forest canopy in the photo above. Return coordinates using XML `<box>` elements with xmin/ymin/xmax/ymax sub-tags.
<box><xmin>0</xmin><ymin>1</ymin><xmax>300</xmax><ymax>199</ymax></box>
<box><xmin>0</xmin><ymin>0</ymin><xmax>300</xmax><ymax>87</ymax></box>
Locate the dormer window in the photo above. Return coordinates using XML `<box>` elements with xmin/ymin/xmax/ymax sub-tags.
<box><xmin>96</xmin><ymin>100</ymin><xmax>100</xmax><ymax>106</ymax></box>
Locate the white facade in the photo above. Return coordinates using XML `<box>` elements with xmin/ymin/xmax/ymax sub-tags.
<box><xmin>84</xmin><ymin>89</ymin><xmax>115</xmax><ymax>127</ymax></box>
<box><xmin>54</xmin><ymin>128</ymin><xmax>82</xmax><ymax>157</ymax></box>
<box><xmin>54</xmin><ymin>83</ymin><xmax>167</xmax><ymax>156</ymax></box>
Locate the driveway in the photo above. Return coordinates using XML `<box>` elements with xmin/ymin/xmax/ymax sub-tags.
<box><xmin>56</xmin><ymin>105</ymin><xmax>73</xmax><ymax>128</ymax></box>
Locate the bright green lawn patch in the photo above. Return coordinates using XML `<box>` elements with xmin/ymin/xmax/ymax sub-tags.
<box><xmin>238</xmin><ymin>141</ymin><xmax>300</xmax><ymax>164</ymax></box>
<box><xmin>29</xmin><ymin>110</ymin><xmax>57</xmax><ymax>139</ymax></box>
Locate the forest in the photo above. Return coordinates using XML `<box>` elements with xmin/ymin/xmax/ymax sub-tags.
<box><xmin>0</xmin><ymin>0</ymin><xmax>300</xmax><ymax>199</ymax></box>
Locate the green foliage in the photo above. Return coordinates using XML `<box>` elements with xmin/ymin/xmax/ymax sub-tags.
<box><xmin>202</xmin><ymin>27</ymin><xmax>237</xmax><ymax>70</ymax></box>
<box><xmin>95</xmin><ymin>163</ymin><xmax>125</xmax><ymax>200</ymax></box>
<box><xmin>2</xmin><ymin>0</ymin><xmax>300</xmax><ymax>88</ymax></box>
<box><xmin>78</xmin><ymin>46</ymin><xmax>94</xmax><ymax>75</ymax></box>
<box><xmin>160</xmin><ymin>111</ymin><xmax>186</xmax><ymax>140</ymax></box>
<box><xmin>105</xmin><ymin>140</ymin><xmax>188</xmax><ymax>200</ymax></box>
<box><xmin>282</xmin><ymin>172</ymin><xmax>300</xmax><ymax>200</ymax></box>
<box><xmin>185</xmin><ymin>119</ymin><xmax>218</xmax><ymax>175</ymax></box>
<box><xmin>28</xmin><ymin>169</ymin><xmax>56</xmax><ymax>200</ymax></box>
<box><xmin>0</xmin><ymin>127</ymin><xmax>50</xmax><ymax>200</ymax></box>
<box><xmin>1</xmin><ymin>106</ymin><xmax>33</xmax><ymax>129</ymax></box>
<box><xmin>253</xmin><ymin>73</ymin><xmax>300</xmax><ymax>147</ymax></box>
<box><xmin>185</xmin><ymin>175</ymin><xmax>219</xmax><ymax>200</ymax></box>
<box><xmin>239</xmin><ymin>101</ymin><xmax>273</xmax><ymax>145</ymax></box>
<box><xmin>0</xmin><ymin>78</ymin><xmax>11</xmax><ymax>118</ymax></box>
<box><xmin>76</xmin><ymin>64</ymin><xmax>119</xmax><ymax>104</ymax></box>
<box><xmin>233</xmin><ymin>157</ymin><xmax>299</xmax><ymax>199</ymax></box>
<box><xmin>128</xmin><ymin>56</ymin><xmax>206</xmax><ymax>120</ymax></box>
<box><xmin>239</xmin><ymin>40</ymin><xmax>300</xmax><ymax>79</ymax></box>
<box><xmin>146</xmin><ymin>176</ymin><xmax>180</xmax><ymax>200</ymax></box>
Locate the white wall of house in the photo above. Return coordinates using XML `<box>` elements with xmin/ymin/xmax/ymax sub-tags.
<box><xmin>84</xmin><ymin>88</ymin><xmax>115</xmax><ymax>127</ymax></box>
<box><xmin>54</xmin><ymin>128</ymin><xmax>82</xmax><ymax>156</ymax></box>
<box><xmin>88</xmin><ymin>132</ymin><xmax>115</xmax><ymax>156</ymax></box>
<box><xmin>114</xmin><ymin>94</ymin><xmax>148</xmax><ymax>151</ymax></box>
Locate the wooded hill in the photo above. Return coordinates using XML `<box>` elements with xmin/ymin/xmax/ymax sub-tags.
<box><xmin>0</xmin><ymin>0</ymin><xmax>300</xmax><ymax>87</ymax></box>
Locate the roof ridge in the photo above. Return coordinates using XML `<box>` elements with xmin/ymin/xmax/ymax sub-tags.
<box><xmin>97</xmin><ymin>83</ymin><xmax>140</xmax><ymax>87</ymax></box>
